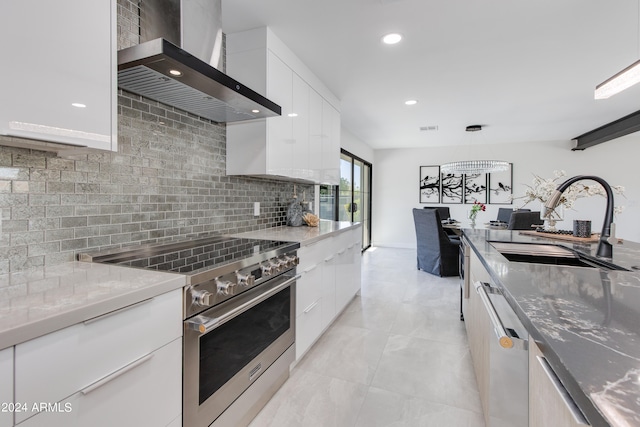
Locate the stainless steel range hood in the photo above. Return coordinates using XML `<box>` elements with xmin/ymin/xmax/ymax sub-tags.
<box><xmin>117</xmin><ymin>0</ymin><xmax>280</xmax><ymax>123</ymax></box>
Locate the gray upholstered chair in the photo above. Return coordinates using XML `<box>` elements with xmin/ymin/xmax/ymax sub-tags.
<box><xmin>507</xmin><ymin>211</ymin><xmax>544</xmax><ymax>230</ymax></box>
<box><xmin>413</xmin><ymin>208</ymin><xmax>460</xmax><ymax>277</ymax></box>
<box><xmin>496</xmin><ymin>208</ymin><xmax>530</xmax><ymax>223</ymax></box>
<box><xmin>423</xmin><ymin>206</ymin><xmax>451</xmax><ymax>220</ymax></box>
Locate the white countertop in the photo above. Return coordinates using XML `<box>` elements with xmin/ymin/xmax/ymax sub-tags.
<box><xmin>0</xmin><ymin>261</ymin><xmax>185</xmax><ymax>350</ymax></box>
<box><xmin>232</xmin><ymin>220</ymin><xmax>361</xmax><ymax>246</ymax></box>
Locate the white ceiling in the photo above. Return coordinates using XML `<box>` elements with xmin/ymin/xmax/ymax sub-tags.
<box><xmin>221</xmin><ymin>0</ymin><xmax>640</xmax><ymax>150</ymax></box>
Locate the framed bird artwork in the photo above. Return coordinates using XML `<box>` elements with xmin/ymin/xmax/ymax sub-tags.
<box><xmin>488</xmin><ymin>163</ymin><xmax>513</xmax><ymax>204</ymax></box>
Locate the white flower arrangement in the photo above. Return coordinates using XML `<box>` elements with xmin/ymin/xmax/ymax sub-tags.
<box><xmin>513</xmin><ymin>170</ymin><xmax>625</xmax><ymax>215</ymax></box>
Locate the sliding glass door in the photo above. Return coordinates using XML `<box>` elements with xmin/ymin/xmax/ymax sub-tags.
<box><xmin>320</xmin><ymin>150</ymin><xmax>371</xmax><ymax>250</ymax></box>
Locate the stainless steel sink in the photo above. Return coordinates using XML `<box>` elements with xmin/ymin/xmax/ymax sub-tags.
<box><xmin>489</xmin><ymin>242</ymin><xmax>628</xmax><ymax>271</ymax></box>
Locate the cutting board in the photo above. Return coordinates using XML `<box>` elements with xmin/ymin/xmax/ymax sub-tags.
<box><xmin>519</xmin><ymin>230</ymin><xmax>600</xmax><ymax>243</ymax></box>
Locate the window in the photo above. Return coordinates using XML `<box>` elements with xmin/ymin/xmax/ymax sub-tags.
<box><xmin>320</xmin><ymin>150</ymin><xmax>371</xmax><ymax>250</ymax></box>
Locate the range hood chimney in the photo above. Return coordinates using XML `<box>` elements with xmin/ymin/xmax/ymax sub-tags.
<box><xmin>117</xmin><ymin>0</ymin><xmax>280</xmax><ymax>123</ymax></box>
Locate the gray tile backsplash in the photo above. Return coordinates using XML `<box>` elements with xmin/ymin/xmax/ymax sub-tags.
<box><xmin>0</xmin><ymin>0</ymin><xmax>313</xmax><ymax>273</ymax></box>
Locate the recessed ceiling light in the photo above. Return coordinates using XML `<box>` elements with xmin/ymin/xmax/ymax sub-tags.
<box><xmin>382</xmin><ymin>33</ymin><xmax>402</xmax><ymax>45</ymax></box>
<box><xmin>71</xmin><ymin>103</ymin><xmax>86</xmax><ymax>108</ymax></box>
<box><xmin>169</xmin><ymin>69</ymin><xmax>183</xmax><ymax>77</ymax></box>
<box><xmin>288</xmin><ymin>113</ymin><xmax>298</xmax><ymax>117</ymax></box>
<box><xmin>405</xmin><ymin>100</ymin><xmax>418</xmax><ymax>105</ymax></box>
<box><xmin>251</xmin><ymin>109</ymin><xmax>260</xmax><ymax>114</ymax></box>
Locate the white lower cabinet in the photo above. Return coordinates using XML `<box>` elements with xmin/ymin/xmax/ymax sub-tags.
<box><xmin>17</xmin><ymin>338</ymin><xmax>182</xmax><ymax>427</ymax></box>
<box><xmin>14</xmin><ymin>289</ymin><xmax>182</xmax><ymax>426</ymax></box>
<box><xmin>0</xmin><ymin>347</ymin><xmax>13</xmax><ymax>427</ymax></box>
<box><xmin>294</xmin><ymin>227</ymin><xmax>361</xmax><ymax>361</ymax></box>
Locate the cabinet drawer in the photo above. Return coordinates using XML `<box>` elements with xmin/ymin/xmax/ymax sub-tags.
<box><xmin>297</xmin><ymin>240</ymin><xmax>325</xmax><ymax>272</ymax></box>
<box><xmin>0</xmin><ymin>347</ymin><xmax>13</xmax><ymax>427</ymax></box>
<box><xmin>17</xmin><ymin>338</ymin><xmax>182</xmax><ymax>427</ymax></box>
<box><xmin>15</xmin><ymin>289</ymin><xmax>181</xmax><ymax>423</ymax></box>
<box><xmin>296</xmin><ymin>298</ymin><xmax>322</xmax><ymax>360</ymax></box>
<box><xmin>297</xmin><ymin>263</ymin><xmax>323</xmax><ymax>317</ymax></box>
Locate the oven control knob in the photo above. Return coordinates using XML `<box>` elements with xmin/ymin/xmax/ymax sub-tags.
<box><xmin>269</xmin><ymin>260</ymin><xmax>282</xmax><ymax>273</ymax></box>
<box><xmin>236</xmin><ymin>272</ymin><xmax>255</xmax><ymax>286</ymax></box>
<box><xmin>192</xmin><ymin>290</ymin><xmax>214</xmax><ymax>307</ymax></box>
<box><xmin>287</xmin><ymin>255</ymin><xmax>300</xmax><ymax>266</ymax></box>
<box><xmin>216</xmin><ymin>279</ymin><xmax>235</xmax><ymax>295</ymax></box>
<box><xmin>261</xmin><ymin>263</ymin><xmax>273</xmax><ymax>276</ymax></box>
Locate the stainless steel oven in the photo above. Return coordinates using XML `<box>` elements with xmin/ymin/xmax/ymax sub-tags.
<box><xmin>184</xmin><ymin>272</ymin><xmax>296</xmax><ymax>427</ymax></box>
<box><xmin>79</xmin><ymin>235</ymin><xmax>300</xmax><ymax>427</ymax></box>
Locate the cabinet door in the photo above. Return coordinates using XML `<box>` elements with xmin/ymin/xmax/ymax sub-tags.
<box><xmin>266</xmin><ymin>51</ymin><xmax>293</xmax><ymax>176</ymax></box>
<box><xmin>529</xmin><ymin>340</ymin><xmax>590</xmax><ymax>427</ymax></box>
<box><xmin>291</xmin><ymin>73</ymin><xmax>310</xmax><ymax>180</ymax></box>
<box><xmin>0</xmin><ymin>0</ymin><xmax>116</xmax><ymax>150</ymax></box>
<box><xmin>308</xmin><ymin>89</ymin><xmax>324</xmax><ymax>183</ymax></box>
<box><xmin>466</xmin><ymin>254</ymin><xmax>491</xmax><ymax>424</ymax></box>
<box><xmin>0</xmin><ymin>347</ymin><xmax>12</xmax><ymax>427</ymax></box>
<box><xmin>321</xmin><ymin>100</ymin><xmax>341</xmax><ymax>185</ymax></box>
<box><xmin>321</xmin><ymin>253</ymin><xmax>337</xmax><ymax>329</ymax></box>
<box><xmin>17</xmin><ymin>338</ymin><xmax>182</xmax><ymax>427</ymax></box>
<box><xmin>296</xmin><ymin>298</ymin><xmax>323</xmax><ymax>360</ymax></box>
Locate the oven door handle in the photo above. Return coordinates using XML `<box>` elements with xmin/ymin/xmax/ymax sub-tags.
<box><xmin>187</xmin><ymin>274</ymin><xmax>300</xmax><ymax>335</ymax></box>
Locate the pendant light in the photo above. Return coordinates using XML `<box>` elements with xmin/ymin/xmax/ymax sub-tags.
<box><xmin>594</xmin><ymin>1</ymin><xmax>640</xmax><ymax>99</ymax></box>
<box><xmin>440</xmin><ymin>125</ymin><xmax>509</xmax><ymax>174</ymax></box>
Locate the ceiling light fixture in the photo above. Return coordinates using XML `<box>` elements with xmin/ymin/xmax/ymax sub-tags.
<box><xmin>169</xmin><ymin>69</ymin><xmax>183</xmax><ymax>76</ymax></box>
<box><xmin>382</xmin><ymin>33</ymin><xmax>402</xmax><ymax>45</ymax></box>
<box><xmin>595</xmin><ymin>0</ymin><xmax>640</xmax><ymax>99</ymax></box>
<box><xmin>594</xmin><ymin>59</ymin><xmax>640</xmax><ymax>99</ymax></box>
<box><xmin>405</xmin><ymin>99</ymin><xmax>418</xmax><ymax>105</ymax></box>
<box><xmin>71</xmin><ymin>103</ymin><xmax>86</xmax><ymax>108</ymax></box>
<box><xmin>440</xmin><ymin>125</ymin><xmax>510</xmax><ymax>174</ymax></box>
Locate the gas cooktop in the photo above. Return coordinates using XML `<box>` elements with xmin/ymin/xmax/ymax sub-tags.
<box><xmin>78</xmin><ymin>235</ymin><xmax>298</xmax><ymax>275</ymax></box>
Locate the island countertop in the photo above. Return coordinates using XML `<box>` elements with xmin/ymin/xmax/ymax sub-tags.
<box><xmin>463</xmin><ymin>228</ymin><xmax>640</xmax><ymax>427</ymax></box>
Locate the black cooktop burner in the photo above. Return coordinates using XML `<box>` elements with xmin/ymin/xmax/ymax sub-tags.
<box><xmin>80</xmin><ymin>236</ymin><xmax>297</xmax><ymax>274</ymax></box>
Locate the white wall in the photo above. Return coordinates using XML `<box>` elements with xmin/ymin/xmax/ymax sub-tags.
<box><xmin>372</xmin><ymin>134</ymin><xmax>640</xmax><ymax>248</ymax></box>
<box><xmin>341</xmin><ymin>127</ymin><xmax>374</xmax><ymax>163</ymax></box>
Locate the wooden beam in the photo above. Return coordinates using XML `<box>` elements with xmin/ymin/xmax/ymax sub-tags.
<box><xmin>572</xmin><ymin>109</ymin><xmax>640</xmax><ymax>150</ymax></box>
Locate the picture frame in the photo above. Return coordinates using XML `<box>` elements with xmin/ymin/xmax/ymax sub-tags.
<box><xmin>440</xmin><ymin>172</ymin><xmax>463</xmax><ymax>204</ymax></box>
<box><xmin>419</xmin><ymin>166</ymin><xmax>441</xmax><ymax>203</ymax></box>
<box><xmin>488</xmin><ymin>163</ymin><xmax>513</xmax><ymax>204</ymax></box>
<box><xmin>464</xmin><ymin>173</ymin><xmax>487</xmax><ymax>204</ymax></box>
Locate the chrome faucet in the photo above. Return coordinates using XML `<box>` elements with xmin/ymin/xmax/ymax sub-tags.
<box><xmin>544</xmin><ymin>175</ymin><xmax>616</xmax><ymax>258</ymax></box>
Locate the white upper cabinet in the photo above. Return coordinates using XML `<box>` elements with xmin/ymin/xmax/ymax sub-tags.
<box><xmin>0</xmin><ymin>0</ymin><xmax>117</xmax><ymax>151</ymax></box>
<box><xmin>226</xmin><ymin>27</ymin><xmax>340</xmax><ymax>185</ymax></box>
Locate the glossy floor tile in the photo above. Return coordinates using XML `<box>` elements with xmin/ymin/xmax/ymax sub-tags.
<box><xmin>249</xmin><ymin>247</ymin><xmax>486</xmax><ymax>427</ymax></box>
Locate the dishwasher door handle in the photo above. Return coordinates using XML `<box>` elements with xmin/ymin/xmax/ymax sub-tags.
<box><xmin>474</xmin><ymin>281</ymin><xmax>527</xmax><ymax>350</ymax></box>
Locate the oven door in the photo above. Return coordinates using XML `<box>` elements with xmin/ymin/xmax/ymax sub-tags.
<box><xmin>183</xmin><ymin>273</ymin><xmax>297</xmax><ymax>427</ymax></box>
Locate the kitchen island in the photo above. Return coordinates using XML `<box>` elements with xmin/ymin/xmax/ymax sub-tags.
<box><xmin>463</xmin><ymin>228</ymin><xmax>640</xmax><ymax>427</ymax></box>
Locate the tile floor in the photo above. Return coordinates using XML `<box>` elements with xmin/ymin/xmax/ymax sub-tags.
<box><xmin>249</xmin><ymin>247</ymin><xmax>485</xmax><ymax>427</ymax></box>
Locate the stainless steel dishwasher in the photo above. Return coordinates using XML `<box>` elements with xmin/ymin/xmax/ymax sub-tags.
<box><xmin>474</xmin><ymin>280</ymin><xmax>529</xmax><ymax>427</ymax></box>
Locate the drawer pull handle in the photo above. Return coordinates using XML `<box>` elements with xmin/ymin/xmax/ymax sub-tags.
<box><xmin>337</xmin><ymin>249</ymin><xmax>346</xmax><ymax>255</ymax></box>
<box><xmin>324</xmin><ymin>255</ymin><xmax>334</xmax><ymax>262</ymax></box>
<box><xmin>303</xmin><ymin>265</ymin><xmax>318</xmax><ymax>274</ymax></box>
<box><xmin>303</xmin><ymin>301</ymin><xmax>319</xmax><ymax>313</ymax></box>
<box><xmin>81</xmin><ymin>353</ymin><xmax>154</xmax><ymax>395</ymax></box>
<box><xmin>536</xmin><ymin>355</ymin><xmax>589</xmax><ymax>425</ymax></box>
<box><xmin>83</xmin><ymin>298</ymin><xmax>153</xmax><ymax>325</ymax></box>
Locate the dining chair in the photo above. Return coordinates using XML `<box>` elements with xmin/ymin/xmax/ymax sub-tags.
<box><xmin>507</xmin><ymin>211</ymin><xmax>544</xmax><ymax>230</ymax></box>
<box><xmin>412</xmin><ymin>208</ymin><xmax>460</xmax><ymax>277</ymax></box>
<box><xmin>497</xmin><ymin>208</ymin><xmax>530</xmax><ymax>223</ymax></box>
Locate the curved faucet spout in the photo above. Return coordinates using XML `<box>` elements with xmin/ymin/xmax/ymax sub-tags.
<box><xmin>543</xmin><ymin>175</ymin><xmax>615</xmax><ymax>258</ymax></box>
